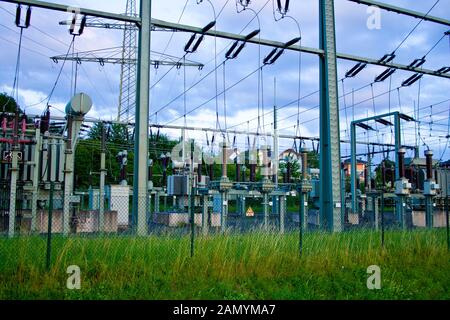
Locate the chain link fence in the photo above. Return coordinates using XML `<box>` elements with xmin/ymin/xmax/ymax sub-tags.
<box><xmin>1</xmin><ymin>178</ymin><xmax>448</xmax><ymax>247</ymax></box>
<box><xmin>0</xmin><ymin>163</ymin><xmax>449</xmax><ymax>299</ymax></box>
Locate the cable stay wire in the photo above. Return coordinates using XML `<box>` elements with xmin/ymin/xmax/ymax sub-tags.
<box><xmin>233</xmin><ymin>77</ymin><xmax>377</xmax><ymax>132</ymax></box>
<box><xmin>0</xmin><ymin>5</ymin><xmax>71</xmax><ymax>49</ymax></box>
<box><xmin>46</xmin><ymin>35</ymin><xmax>76</xmax><ymax>106</ymax></box>
<box><xmin>163</xmin><ymin>64</ymin><xmax>262</xmax><ymax>127</ymax></box>
<box><xmin>151</xmin><ymin>0</ymin><xmax>252</xmax><ymax>121</ymax></box>
<box><xmin>392</xmin><ymin>0</ymin><xmax>440</xmax><ymax>55</ymax></box>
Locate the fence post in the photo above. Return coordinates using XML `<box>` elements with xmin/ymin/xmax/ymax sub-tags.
<box><xmin>446</xmin><ymin>172</ymin><xmax>449</xmax><ymax>251</ymax></box>
<box><xmin>46</xmin><ymin>182</ymin><xmax>54</xmax><ymax>271</ymax></box>
<box><xmin>190</xmin><ymin>140</ymin><xmax>195</xmax><ymax>257</ymax></box>
<box><xmin>381</xmin><ymin>192</ymin><xmax>385</xmax><ymax>248</ymax></box>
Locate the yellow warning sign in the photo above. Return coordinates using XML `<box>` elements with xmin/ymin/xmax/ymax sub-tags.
<box><xmin>246</xmin><ymin>207</ymin><xmax>255</xmax><ymax>217</ymax></box>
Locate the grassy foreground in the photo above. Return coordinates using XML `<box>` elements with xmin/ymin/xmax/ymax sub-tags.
<box><xmin>0</xmin><ymin>230</ymin><xmax>449</xmax><ymax>300</ymax></box>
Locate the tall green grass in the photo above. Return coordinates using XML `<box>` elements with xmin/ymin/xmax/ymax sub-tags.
<box><xmin>0</xmin><ymin>230</ymin><xmax>448</xmax><ymax>300</ymax></box>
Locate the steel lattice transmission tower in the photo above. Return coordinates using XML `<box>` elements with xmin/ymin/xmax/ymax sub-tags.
<box><xmin>118</xmin><ymin>0</ymin><xmax>138</xmax><ymax>122</ymax></box>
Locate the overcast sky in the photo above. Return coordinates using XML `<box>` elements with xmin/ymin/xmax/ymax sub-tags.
<box><xmin>0</xmin><ymin>0</ymin><xmax>449</xmax><ymax>163</ymax></box>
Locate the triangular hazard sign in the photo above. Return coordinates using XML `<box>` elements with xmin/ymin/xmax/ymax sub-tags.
<box><xmin>246</xmin><ymin>207</ymin><xmax>255</xmax><ymax>217</ymax></box>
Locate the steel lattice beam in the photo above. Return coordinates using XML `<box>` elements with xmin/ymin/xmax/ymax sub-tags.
<box><xmin>59</xmin><ymin>18</ymin><xmax>175</xmax><ymax>32</ymax></box>
<box><xmin>50</xmin><ymin>48</ymin><xmax>204</xmax><ymax>68</ymax></box>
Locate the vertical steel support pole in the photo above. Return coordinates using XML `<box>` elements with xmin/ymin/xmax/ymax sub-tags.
<box><xmin>99</xmin><ymin>124</ymin><xmax>106</xmax><ymax>232</ymax></box>
<box><xmin>350</xmin><ymin>122</ymin><xmax>357</xmax><ymax>213</ymax></box>
<box><xmin>221</xmin><ymin>192</ymin><xmax>228</xmax><ymax>232</ymax></box>
<box><xmin>273</xmin><ymin>105</ymin><xmax>279</xmax><ymax>220</ymax></box>
<box><xmin>63</xmin><ymin>116</ymin><xmax>83</xmax><ymax>235</ymax></box>
<box><xmin>396</xmin><ymin>148</ymin><xmax>406</xmax><ymax>228</ymax></box>
<box><xmin>373</xmin><ymin>194</ymin><xmax>378</xmax><ymax>230</ymax></box>
<box><xmin>319</xmin><ymin>0</ymin><xmax>342</xmax><ymax>232</ymax></box>
<box><xmin>425</xmin><ymin>150</ymin><xmax>434</xmax><ymax>228</ymax></box>
<box><xmin>31</xmin><ymin>129</ymin><xmax>41</xmax><ymax>233</ymax></box>
<box><xmin>202</xmin><ymin>195</ymin><xmax>209</xmax><ymax>236</ymax></box>
<box><xmin>8</xmin><ymin>113</ymin><xmax>19</xmax><ymax>237</ymax></box>
<box><xmin>63</xmin><ymin>118</ymin><xmax>77</xmax><ymax>235</ymax></box>
<box><xmin>446</xmin><ymin>172</ymin><xmax>449</xmax><ymax>251</ymax></box>
<box><xmin>148</xmin><ymin>192</ymin><xmax>152</xmax><ymax>221</ymax></box>
<box><xmin>273</xmin><ymin>105</ymin><xmax>279</xmax><ymax>184</ymax></box>
<box><xmin>340</xmin><ymin>166</ymin><xmax>345</xmax><ymax>226</ymax></box>
<box><xmin>381</xmin><ymin>191</ymin><xmax>385</xmax><ymax>247</ymax></box>
<box><xmin>219</xmin><ymin>139</ymin><xmax>231</xmax><ymax>232</ymax></box>
<box><xmin>280</xmin><ymin>195</ymin><xmax>286</xmax><ymax>233</ymax></box>
<box><xmin>190</xmin><ymin>140</ymin><xmax>195</xmax><ymax>257</ymax></box>
<box><xmin>394</xmin><ymin>113</ymin><xmax>401</xmax><ymax>179</ymax></box>
<box><xmin>367</xmin><ymin>153</ymin><xmax>372</xmax><ymax>192</ymax></box>
<box><xmin>8</xmin><ymin>148</ymin><xmax>19</xmax><ymax>237</ymax></box>
<box><xmin>299</xmin><ymin>190</ymin><xmax>304</xmax><ymax>255</ymax></box>
<box><xmin>263</xmin><ymin>193</ymin><xmax>269</xmax><ymax>231</ymax></box>
<box><xmin>133</xmin><ymin>0</ymin><xmax>151</xmax><ymax>236</ymax></box>
<box><xmin>46</xmin><ymin>182</ymin><xmax>54</xmax><ymax>270</ymax></box>
<box><xmin>155</xmin><ymin>193</ymin><xmax>160</xmax><ymax>212</ymax></box>
<box><xmin>393</xmin><ymin>113</ymin><xmax>403</xmax><ymax>228</ymax></box>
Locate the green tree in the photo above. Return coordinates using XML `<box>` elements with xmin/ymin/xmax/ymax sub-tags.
<box><xmin>76</xmin><ymin>123</ymin><xmax>133</xmax><ymax>190</ymax></box>
<box><xmin>0</xmin><ymin>93</ymin><xmax>22</xmax><ymax>113</ymax></box>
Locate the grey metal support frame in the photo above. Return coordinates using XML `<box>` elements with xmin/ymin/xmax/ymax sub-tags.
<box><xmin>132</xmin><ymin>0</ymin><xmax>151</xmax><ymax>236</ymax></box>
<box><xmin>0</xmin><ymin>0</ymin><xmax>152</xmax><ymax>237</ymax></box>
<box><xmin>350</xmin><ymin>112</ymin><xmax>403</xmax><ymax>213</ymax></box>
<box><xmin>319</xmin><ymin>0</ymin><xmax>343</xmax><ymax>232</ymax></box>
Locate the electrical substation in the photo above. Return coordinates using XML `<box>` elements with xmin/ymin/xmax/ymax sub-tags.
<box><xmin>0</xmin><ymin>0</ymin><xmax>449</xmax><ymax>239</ymax></box>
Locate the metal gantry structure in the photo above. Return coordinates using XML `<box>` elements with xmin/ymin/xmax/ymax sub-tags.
<box><xmin>49</xmin><ymin>47</ymin><xmax>204</xmax><ymax>68</ymax></box>
<box><xmin>0</xmin><ymin>0</ymin><xmax>449</xmax><ymax>234</ymax></box>
<box><xmin>118</xmin><ymin>0</ymin><xmax>137</xmax><ymax>123</ymax></box>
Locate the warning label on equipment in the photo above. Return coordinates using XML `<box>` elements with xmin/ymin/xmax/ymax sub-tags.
<box><xmin>246</xmin><ymin>207</ymin><xmax>255</xmax><ymax>217</ymax></box>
